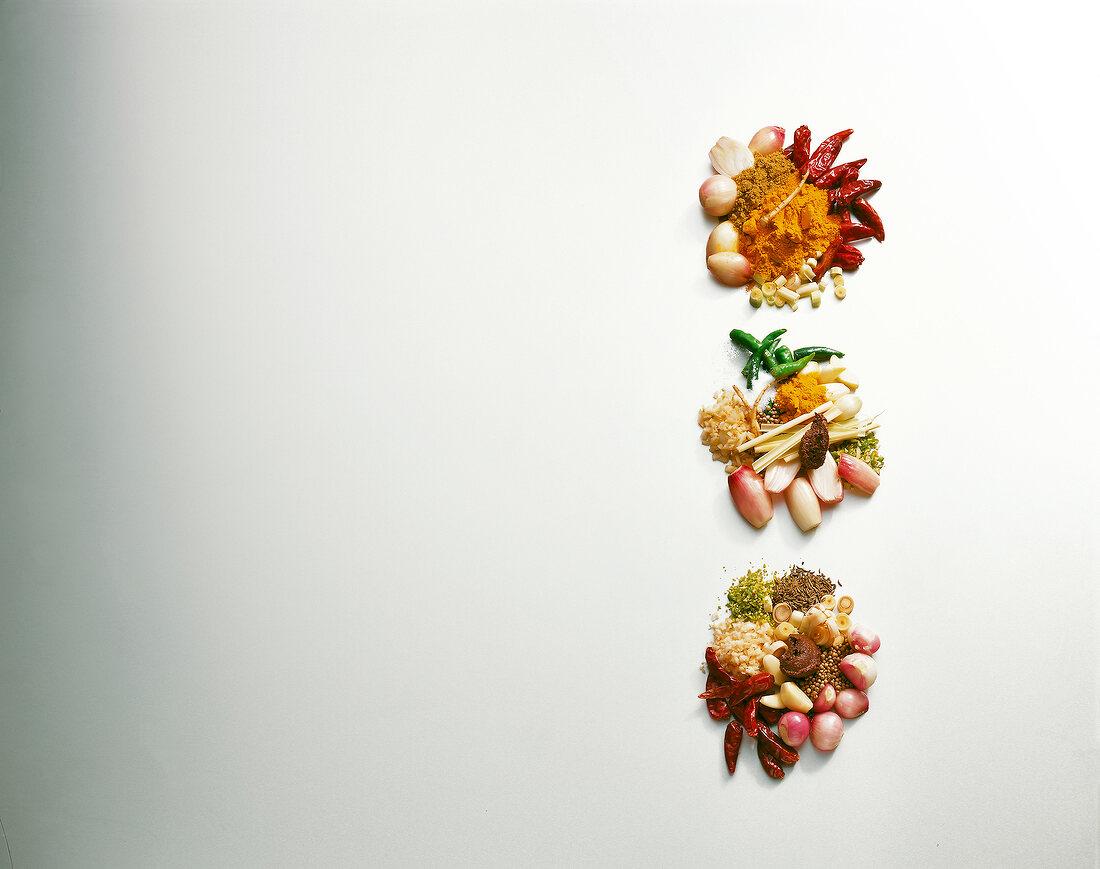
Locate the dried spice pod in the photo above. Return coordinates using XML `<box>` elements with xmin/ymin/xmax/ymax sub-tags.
<box><xmin>799</xmin><ymin>412</ymin><xmax>830</xmax><ymax>470</ymax></box>
<box><xmin>777</xmin><ymin>634</ymin><xmax>821</xmax><ymax>678</ymax></box>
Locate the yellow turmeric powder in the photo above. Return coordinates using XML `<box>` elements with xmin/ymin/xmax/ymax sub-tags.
<box><xmin>773</xmin><ymin>373</ymin><xmax>827</xmax><ymax>421</ymax></box>
<box><xmin>738</xmin><ymin>180</ymin><xmax>840</xmax><ymax>281</ymax></box>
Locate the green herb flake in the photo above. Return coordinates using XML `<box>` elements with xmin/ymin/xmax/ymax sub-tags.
<box><xmin>725</xmin><ymin>564</ymin><xmax>775</xmax><ymax>622</ymax></box>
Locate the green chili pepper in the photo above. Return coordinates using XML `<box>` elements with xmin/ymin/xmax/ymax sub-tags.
<box><xmin>769</xmin><ymin>355</ymin><xmax>814</xmax><ymax>379</ymax></box>
<box><xmin>792</xmin><ymin>346</ymin><xmax>845</xmax><ymax>361</ymax></box>
<box><xmin>774</xmin><ymin>345</ymin><xmax>794</xmax><ymax>365</ymax></box>
<box><xmin>760</xmin><ymin>329</ymin><xmax>786</xmax><ymax>373</ymax></box>
<box><xmin>729</xmin><ymin>329</ymin><xmax>762</xmax><ymax>353</ymax></box>
<box><xmin>744</xmin><ymin>350</ymin><xmax>762</xmax><ymax>389</ymax></box>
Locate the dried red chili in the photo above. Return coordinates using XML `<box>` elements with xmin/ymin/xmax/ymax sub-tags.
<box><xmin>743</xmin><ymin>699</ymin><xmax>759</xmax><ymax>737</ymax></box>
<box><xmin>723</xmin><ymin>720</ymin><xmax>742</xmax><ymax>775</ymax></box>
<box><xmin>833</xmin><ymin>243</ymin><xmax>865</xmax><ymax>269</ymax></box>
<box><xmin>755</xmin><ymin>703</ymin><xmax>782</xmax><ymax>726</ymax></box>
<box><xmin>836</xmin><ymin>178</ymin><xmax>882</xmax><ymax>206</ymax></box>
<box><xmin>757</xmin><ymin>724</ymin><xmax>799</xmax><ymax>765</ymax></box>
<box><xmin>850</xmin><ymin>197</ymin><xmax>885</xmax><ymax>241</ymax></box>
<box><xmin>698</xmin><ymin>672</ymin><xmax>773</xmax><ymax>702</ymax></box>
<box><xmin>812</xmin><ymin>238</ymin><xmax>840</xmax><ymax>281</ymax></box>
<box><xmin>817</xmin><ymin>157</ymin><xmax>866</xmax><ymax>189</ymax></box>
<box><xmin>839</xmin><ymin>220</ymin><xmax>876</xmax><ymax>243</ymax></box>
<box><xmin>756</xmin><ymin>738</ymin><xmax>784</xmax><ymax>779</ymax></box>
<box><xmin>790</xmin><ymin>125</ymin><xmax>811</xmax><ymax>174</ymax></box>
<box><xmin>807</xmin><ymin>129</ymin><xmax>853</xmax><ymax>181</ymax></box>
<box><xmin>703</xmin><ymin>647</ymin><xmax>734</xmax><ymax>720</ymax></box>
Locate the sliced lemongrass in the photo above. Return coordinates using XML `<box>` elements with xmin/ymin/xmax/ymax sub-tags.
<box><xmin>752</xmin><ymin>407</ymin><xmax>844</xmax><ymax>473</ymax></box>
<box><xmin>774</xmin><ymin>621</ymin><xmax>797</xmax><ymax>641</ymax></box>
<box><xmin>819</xmin><ymin>594</ymin><xmax>837</xmax><ymax>611</ymax></box>
<box><xmin>740</xmin><ymin>402</ymin><xmax>835</xmax><ymax>450</ymax></box>
<box><xmin>772</xmin><ymin>602</ymin><xmax>793</xmax><ymax>623</ymax></box>
<box><xmin>835</xmin><ymin>613</ymin><xmax>852</xmax><ymax>633</ymax></box>
<box><xmin>837</xmin><ymin>595</ymin><xmax>854</xmax><ymax>614</ymax></box>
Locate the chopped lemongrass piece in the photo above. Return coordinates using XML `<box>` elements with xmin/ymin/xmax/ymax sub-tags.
<box><xmin>798</xmin><ymin>281</ymin><xmax>818</xmax><ymax>298</ymax></box>
<box><xmin>739</xmin><ymin>402</ymin><xmax>835</xmax><ymax>451</ymax></box>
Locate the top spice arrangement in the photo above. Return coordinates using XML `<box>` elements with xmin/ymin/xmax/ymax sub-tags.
<box><xmin>699</xmin><ymin>125</ymin><xmax>886</xmax><ymax>310</ymax></box>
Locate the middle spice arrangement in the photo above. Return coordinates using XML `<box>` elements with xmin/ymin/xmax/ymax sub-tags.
<box><xmin>698</xmin><ymin>328</ymin><xmax>884</xmax><ymax>532</ymax></box>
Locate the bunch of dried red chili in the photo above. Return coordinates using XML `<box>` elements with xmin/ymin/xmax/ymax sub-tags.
<box><xmin>782</xmin><ymin>125</ymin><xmax>885</xmax><ymax>282</ymax></box>
<box><xmin>701</xmin><ymin>648</ymin><xmax>800</xmax><ymax>779</ymax></box>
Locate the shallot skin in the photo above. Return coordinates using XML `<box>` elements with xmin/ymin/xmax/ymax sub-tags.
<box><xmin>810</xmin><ymin>711</ymin><xmax>844</xmax><ymax>752</ymax></box>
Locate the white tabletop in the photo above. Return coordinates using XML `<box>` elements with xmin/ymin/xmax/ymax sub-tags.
<box><xmin>0</xmin><ymin>1</ymin><xmax>1096</xmax><ymax>866</ymax></box>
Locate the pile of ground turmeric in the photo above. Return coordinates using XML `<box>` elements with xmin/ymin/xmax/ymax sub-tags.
<box><xmin>772</xmin><ymin>372</ymin><xmax>827</xmax><ymax>421</ymax></box>
<box><xmin>738</xmin><ymin>180</ymin><xmax>840</xmax><ymax>281</ymax></box>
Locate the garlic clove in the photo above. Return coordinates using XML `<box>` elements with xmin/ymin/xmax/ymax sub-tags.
<box><xmin>834</xmin><ymin>393</ymin><xmax>863</xmax><ymax>421</ymax></box>
<box><xmin>808</xmin><ymin>451</ymin><xmax>844</xmax><ymax>504</ymax></box>
<box><xmin>837</xmin><ymin>453</ymin><xmax>880</xmax><ymax>495</ymax></box>
<box><xmin>816</xmin><ymin>355</ymin><xmax>846</xmax><ymax>384</ymax></box>
<box><xmin>783</xmin><ymin>477</ymin><xmax>821</xmax><ymax>532</ymax></box>
<box><xmin>822</xmin><ymin>382</ymin><xmax>851</xmax><ymax>400</ymax></box>
<box><xmin>705</xmin><ymin>221</ymin><xmax>739</xmax><ymax>258</ymax></box>
<box><xmin>762</xmin><ymin>654</ymin><xmax>789</xmax><ymax>684</ymax></box>
<box><xmin>779</xmin><ymin>681</ymin><xmax>813</xmax><ymax>713</ymax></box>
<box><xmin>759</xmin><ymin>693</ymin><xmax>787</xmax><ymax>710</ymax></box>
<box><xmin>748</xmin><ymin>126</ymin><xmax>785</xmax><ymax>155</ymax></box>
<box><xmin>764</xmin><ymin>456</ymin><xmax>800</xmax><ymax>494</ymax></box>
<box><xmin>709</xmin><ymin>137</ymin><xmax>754</xmax><ymax>177</ymax></box>
<box><xmin>837</xmin><ymin>370</ymin><xmax>860</xmax><ymax>390</ymax></box>
<box><xmin>707</xmin><ymin>252</ymin><xmax>753</xmax><ymax>287</ymax></box>
<box><xmin>699</xmin><ymin>174</ymin><xmax>738</xmax><ymax>217</ymax></box>
<box><xmin>727</xmin><ymin>465</ymin><xmax>773</xmax><ymax>528</ymax></box>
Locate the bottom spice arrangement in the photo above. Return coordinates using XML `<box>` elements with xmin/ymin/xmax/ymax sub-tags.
<box><xmin>700</xmin><ymin>563</ymin><xmax>881</xmax><ymax>779</ymax></box>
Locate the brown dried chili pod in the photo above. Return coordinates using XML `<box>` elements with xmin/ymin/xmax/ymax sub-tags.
<box><xmin>817</xmin><ymin>157</ymin><xmax>866</xmax><ymax>189</ymax></box>
<box><xmin>757</xmin><ymin>723</ymin><xmax>800</xmax><ymax>765</ymax></box>
<box><xmin>799</xmin><ymin>413</ymin><xmax>830</xmax><ymax>470</ymax></box>
<box><xmin>807</xmin><ymin>129</ymin><xmax>853</xmax><ymax>181</ymax></box>
<box><xmin>850</xmin><ymin>197</ymin><xmax>885</xmax><ymax>241</ymax></box>
<box><xmin>777</xmin><ymin>633</ymin><xmax>821</xmax><ymax>678</ymax></box>
<box><xmin>724</xmin><ymin>720</ymin><xmax>743</xmax><ymax>775</ymax></box>
<box><xmin>791</xmin><ymin>125</ymin><xmax>812</xmax><ymax>174</ymax></box>
<box><xmin>756</xmin><ymin>736</ymin><xmax>785</xmax><ymax>779</ymax></box>
<box><xmin>833</xmin><ymin>243</ymin><xmax>865</xmax><ymax>269</ymax></box>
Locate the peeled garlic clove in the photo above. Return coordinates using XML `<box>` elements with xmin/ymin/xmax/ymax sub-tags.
<box><xmin>699</xmin><ymin>175</ymin><xmax>738</xmax><ymax>217</ymax></box>
<box><xmin>759</xmin><ymin>693</ymin><xmax>787</xmax><ymax>710</ymax></box>
<box><xmin>834</xmin><ymin>394</ymin><xmax>863</xmax><ymax>421</ymax></box>
<box><xmin>839</xmin><ymin>652</ymin><xmax>878</xmax><ymax>690</ymax></box>
<box><xmin>808</xmin><ymin>451</ymin><xmax>843</xmax><ymax>504</ymax></box>
<box><xmin>837</xmin><ymin>453</ymin><xmax>880</xmax><ymax>495</ymax></box>
<box><xmin>707</xmin><ymin>252</ymin><xmax>753</xmax><ymax>287</ymax></box>
<box><xmin>779</xmin><ymin>681</ymin><xmax>813</xmax><ymax>713</ymax></box>
<box><xmin>762</xmin><ymin>654</ymin><xmax>788</xmax><ymax>684</ymax></box>
<box><xmin>705</xmin><ymin>221</ymin><xmax>739</xmax><ymax>258</ymax></box>
<box><xmin>816</xmin><ymin>356</ymin><xmax>846</xmax><ymax>383</ymax></box>
<box><xmin>784</xmin><ymin>477</ymin><xmax>821</xmax><ymax>532</ymax></box>
<box><xmin>709</xmin><ymin>136</ymin><xmax>754</xmax><ymax>177</ymax></box>
<box><xmin>764</xmin><ymin>456</ymin><xmax>800</xmax><ymax>494</ymax></box>
<box><xmin>748</xmin><ymin>125</ymin><xmax>785</xmax><ymax>155</ymax></box>
<box><xmin>838</xmin><ymin>370</ymin><xmax>860</xmax><ymax>390</ymax></box>
<box><xmin>822</xmin><ymin>382</ymin><xmax>851</xmax><ymax>400</ymax></box>
<box><xmin>727</xmin><ymin>465</ymin><xmax>773</xmax><ymax>528</ymax></box>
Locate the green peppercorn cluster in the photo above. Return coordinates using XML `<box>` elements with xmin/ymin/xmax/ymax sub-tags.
<box><xmin>831</xmin><ymin>432</ymin><xmax>885</xmax><ymax>476</ymax></box>
<box><xmin>795</xmin><ymin>642</ymin><xmax>854</xmax><ymax>701</ymax></box>
<box><xmin>725</xmin><ymin>565</ymin><xmax>775</xmax><ymax>623</ymax></box>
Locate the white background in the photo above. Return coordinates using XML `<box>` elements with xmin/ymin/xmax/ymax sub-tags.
<box><xmin>1</xmin><ymin>1</ymin><xmax>1097</xmax><ymax>866</ymax></box>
